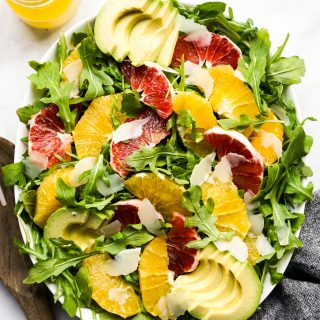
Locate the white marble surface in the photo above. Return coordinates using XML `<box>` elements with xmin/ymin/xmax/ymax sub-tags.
<box><xmin>0</xmin><ymin>0</ymin><xmax>319</xmax><ymax>319</ymax></box>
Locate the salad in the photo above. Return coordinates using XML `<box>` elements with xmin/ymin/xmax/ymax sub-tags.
<box><xmin>1</xmin><ymin>0</ymin><xmax>314</xmax><ymax>319</ymax></box>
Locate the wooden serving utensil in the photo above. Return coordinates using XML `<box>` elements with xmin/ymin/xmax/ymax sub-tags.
<box><xmin>0</xmin><ymin>137</ymin><xmax>55</xmax><ymax>320</ymax></box>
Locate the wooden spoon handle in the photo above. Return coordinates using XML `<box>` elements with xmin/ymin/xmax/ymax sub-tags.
<box><xmin>0</xmin><ymin>137</ymin><xmax>55</xmax><ymax>320</ymax></box>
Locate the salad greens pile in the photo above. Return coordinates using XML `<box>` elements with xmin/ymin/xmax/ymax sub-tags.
<box><xmin>1</xmin><ymin>1</ymin><xmax>314</xmax><ymax>319</ymax></box>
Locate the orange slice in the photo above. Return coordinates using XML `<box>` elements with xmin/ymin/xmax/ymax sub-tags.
<box><xmin>244</xmin><ymin>236</ymin><xmax>261</xmax><ymax>266</ymax></box>
<box><xmin>250</xmin><ymin>110</ymin><xmax>284</xmax><ymax>166</ymax></box>
<box><xmin>173</xmin><ymin>91</ymin><xmax>217</xmax><ymax>130</ymax></box>
<box><xmin>201</xmin><ymin>176</ymin><xmax>251</xmax><ymax>238</ymax></box>
<box><xmin>83</xmin><ymin>253</ymin><xmax>140</xmax><ymax>318</ymax></box>
<box><xmin>34</xmin><ymin>167</ymin><xmax>73</xmax><ymax>228</ymax></box>
<box><xmin>73</xmin><ymin>94</ymin><xmax>126</xmax><ymax>158</ymax></box>
<box><xmin>139</xmin><ymin>237</ymin><xmax>172</xmax><ymax>317</ymax></box>
<box><xmin>124</xmin><ymin>173</ymin><xmax>190</xmax><ymax>221</ymax></box>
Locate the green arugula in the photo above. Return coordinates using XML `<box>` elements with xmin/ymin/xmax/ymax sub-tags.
<box><xmin>1</xmin><ymin>161</ymin><xmax>27</xmax><ymax>188</ymax></box>
<box><xmin>28</xmin><ymin>60</ymin><xmax>76</xmax><ymax>132</ymax></box>
<box><xmin>177</xmin><ymin>109</ymin><xmax>203</xmax><ymax>143</ymax></box>
<box><xmin>16</xmin><ymin>100</ymin><xmax>45</xmax><ymax>124</ymax></box>
<box><xmin>95</xmin><ymin>225</ymin><xmax>154</xmax><ymax>255</ymax></box>
<box><xmin>183</xmin><ymin>186</ymin><xmax>231</xmax><ymax>248</ymax></box>
<box><xmin>121</xmin><ymin>92</ymin><xmax>144</xmax><ymax>117</ymax></box>
<box><xmin>238</xmin><ymin>28</ymin><xmax>271</xmax><ymax>114</ymax></box>
<box><xmin>57</xmin><ymin>33</ymin><xmax>67</xmax><ymax>71</ymax></box>
<box><xmin>78</xmin><ymin>37</ymin><xmax>113</xmax><ymax>99</ymax></box>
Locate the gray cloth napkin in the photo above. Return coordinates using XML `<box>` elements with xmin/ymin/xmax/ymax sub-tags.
<box><xmin>250</xmin><ymin>191</ymin><xmax>320</xmax><ymax>320</ymax></box>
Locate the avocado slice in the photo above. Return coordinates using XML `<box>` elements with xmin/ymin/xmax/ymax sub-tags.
<box><xmin>171</xmin><ymin>245</ymin><xmax>262</xmax><ymax>320</ymax></box>
<box><xmin>44</xmin><ymin>208</ymin><xmax>105</xmax><ymax>251</ymax></box>
<box><xmin>156</xmin><ymin>24</ymin><xmax>179</xmax><ymax>67</ymax></box>
<box><xmin>128</xmin><ymin>2</ymin><xmax>178</xmax><ymax>65</ymax></box>
<box><xmin>95</xmin><ymin>0</ymin><xmax>161</xmax><ymax>58</ymax></box>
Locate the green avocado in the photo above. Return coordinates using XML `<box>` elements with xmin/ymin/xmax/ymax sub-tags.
<box><xmin>94</xmin><ymin>0</ymin><xmax>178</xmax><ymax>67</ymax></box>
<box><xmin>44</xmin><ymin>208</ymin><xmax>105</xmax><ymax>251</ymax></box>
<box><xmin>171</xmin><ymin>245</ymin><xmax>262</xmax><ymax>320</ymax></box>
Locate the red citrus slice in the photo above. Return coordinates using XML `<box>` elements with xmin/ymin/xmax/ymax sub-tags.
<box><xmin>110</xmin><ymin>108</ymin><xmax>170</xmax><ymax>176</ymax></box>
<box><xmin>111</xmin><ymin>199</ymin><xmax>141</xmax><ymax>230</ymax></box>
<box><xmin>171</xmin><ymin>33</ymin><xmax>241</xmax><ymax>69</ymax></box>
<box><xmin>28</xmin><ymin>104</ymin><xmax>72</xmax><ymax>169</ymax></box>
<box><xmin>121</xmin><ymin>61</ymin><xmax>173</xmax><ymax>119</ymax></box>
<box><xmin>204</xmin><ymin>126</ymin><xmax>264</xmax><ymax>194</ymax></box>
<box><xmin>166</xmin><ymin>212</ymin><xmax>199</xmax><ymax>276</ymax></box>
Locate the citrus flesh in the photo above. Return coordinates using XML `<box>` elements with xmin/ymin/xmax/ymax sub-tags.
<box><xmin>34</xmin><ymin>167</ymin><xmax>73</xmax><ymax>228</ymax></box>
<box><xmin>244</xmin><ymin>236</ymin><xmax>261</xmax><ymax>266</ymax></box>
<box><xmin>124</xmin><ymin>173</ymin><xmax>190</xmax><ymax>221</ymax></box>
<box><xmin>139</xmin><ymin>237</ymin><xmax>172</xmax><ymax>317</ymax></box>
<box><xmin>201</xmin><ymin>176</ymin><xmax>251</xmax><ymax>238</ymax></box>
<box><xmin>173</xmin><ymin>91</ymin><xmax>217</xmax><ymax>130</ymax></box>
<box><xmin>250</xmin><ymin>110</ymin><xmax>284</xmax><ymax>166</ymax></box>
<box><xmin>62</xmin><ymin>45</ymin><xmax>81</xmax><ymax>77</ymax></box>
<box><xmin>73</xmin><ymin>94</ymin><xmax>125</xmax><ymax>158</ymax></box>
<box><xmin>83</xmin><ymin>253</ymin><xmax>140</xmax><ymax>318</ymax></box>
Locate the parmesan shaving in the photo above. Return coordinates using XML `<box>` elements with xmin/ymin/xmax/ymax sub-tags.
<box><xmin>96</xmin><ymin>174</ymin><xmax>124</xmax><ymax>196</ymax></box>
<box><xmin>184</xmin><ymin>61</ymin><xmax>213</xmax><ymax>99</ymax></box>
<box><xmin>108</xmin><ymin>288</ymin><xmax>130</xmax><ymax>306</ymax></box>
<box><xmin>69</xmin><ymin>157</ymin><xmax>96</xmax><ymax>187</ymax></box>
<box><xmin>138</xmin><ymin>199</ymin><xmax>164</xmax><ymax>235</ymax></box>
<box><xmin>215</xmin><ymin>236</ymin><xmax>248</xmax><ymax>262</ymax></box>
<box><xmin>100</xmin><ymin>220</ymin><xmax>121</xmax><ymax>238</ymax></box>
<box><xmin>190</xmin><ymin>152</ymin><xmax>215</xmax><ymax>186</ymax></box>
<box><xmin>255</xmin><ymin>235</ymin><xmax>275</xmax><ymax>257</ymax></box>
<box><xmin>212</xmin><ymin>156</ymin><xmax>232</xmax><ymax>183</ymax></box>
<box><xmin>112</xmin><ymin>117</ymin><xmax>150</xmax><ymax>143</ymax></box>
<box><xmin>260</xmin><ymin>130</ymin><xmax>283</xmax><ymax>159</ymax></box>
<box><xmin>106</xmin><ymin>248</ymin><xmax>141</xmax><ymax>276</ymax></box>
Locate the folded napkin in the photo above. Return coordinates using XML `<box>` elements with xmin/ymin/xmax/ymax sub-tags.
<box><xmin>250</xmin><ymin>191</ymin><xmax>320</xmax><ymax>320</ymax></box>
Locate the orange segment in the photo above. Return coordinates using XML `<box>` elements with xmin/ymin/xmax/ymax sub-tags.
<box><xmin>34</xmin><ymin>167</ymin><xmax>73</xmax><ymax>228</ymax></box>
<box><xmin>139</xmin><ymin>237</ymin><xmax>172</xmax><ymax>317</ymax></box>
<box><xmin>124</xmin><ymin>173</ymin><xmax>190</xmax><ymax>221</ymax></box>
<box><xmin>62</xmin><ymin>45</ymin><xmax>80</xmax><ymax>70</ymax></box>
<box><xmin>250</xmin><ymin>110</ymin><xmax>284</xmax><ymax>166</ymax></box>
<box><xmin>209</xmin><ymin>65</ymin><xmax>260</xmax><ymax>120</ymax></box>
<box><xmin>201</xmin><ymin>176</ymin><xmax>251</xmax><ymax>238</ymax></box>
<box><xmin>83</xmin><ymin>253</ymin><xmax>140</xmax><ymax>318</ymax></box>
<box><xmin>173</xmin><ymin>91</ymin><xmax>217</xmax><ymax>129</ymax></box>
<box><xmin>244</xmin><ymin>236</ymin><xmax>261</xmax><ymax>266</ymax></box>
<box><xmin>73</xmin><ymin>94</ymin><xmax>126</xmax><ymax>158</ymax></box>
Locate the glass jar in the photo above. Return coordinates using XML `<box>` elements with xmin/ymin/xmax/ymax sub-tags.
<box><xmin>6</xmin><ymin>0</ymin><xmax>80</xmax><ymax>29</ymax></box>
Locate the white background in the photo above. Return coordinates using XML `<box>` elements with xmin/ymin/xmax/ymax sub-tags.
<box><xmin>0</xmin><ymin>0</ymin><xmax>319</xmax><ymax>319</ymax></box>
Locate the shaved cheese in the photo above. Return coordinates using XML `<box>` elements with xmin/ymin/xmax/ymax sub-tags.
<box><xmin>100</xmin><ymin>220</ymin><xmax>121</xmax><ymax>238</ymax></box>
<box><xmin>144</xmin><ymin>61</ymin><xmax>178</xmax><ymax>74</ymax></box>
<box><xmin>249</xmin><ymin>214</ymin><xmax>264</xmax><ymax>235</ymax></box>
<box><xmin>176</xmin><ymin>15</ymin><xmax>212</xmax><ymax>47</ymax></box>
<box><xmin>69</xmin><ymin>157</ymin><xmax>96</xmax><ymax>187</ymax></box>
<box><xmin>27</xmin><ymin>151</ymin><xmax>48</xmax><ymax>173</ymax></box>
<box><xmin>96</xmin><ymin>174</ymin><xmax>124</xmax><ymax>196</ymax></box>
<box><xmin>184</xmin><ymin>61</ymin><xmax>213</xmax><ymax>99</ymax></box>
<box><xmin>255</xmin><ymin>235</ymin><xmax>275</xmax><ymax>256</ymax></box>
<box><xmin>62</xmin><ymin>59</ymin><xmax>83</xmax><ymax>98</ymax></box>
<box><xmin>0</xmin><ymin>186</ymin><xmax>7</xmax><ymax>207</ymax></box>
<box><xmin>234</xmin><ymin>68</ymin><xmax>245</xmax><ymax>81</ymax></box>
<box><xmin>215</xmin><ymin>236</ymin><xmax>248</xmax><ymax>262</ymax></box>
<box><xmin>260</xmin><ymin>130</ymin><xmax>283</xmax><ymax>159</ymax></box>
<box><xmin>244</xmin><ymin>190</ymin><xmax>259</xmax><ymax>214</ymax></box>
<box><xmin>271</xmin><ymin>104</ymin><xmax>290</xmax><ymax>126</ymax></box>
<box><xmin>138</xmin><ymin>198</ymin><xmax>164</xmax><ymax>235</ymax></box>
<box><xmin>106</xmin><ymin>248</ymin><xmax>141</xmax><ymax>276</ymax></box>
<box><xmin>108</xmin><ymin>288</ymin><xmax>129</xmax><ymax>305</ymax></box>
<box><xmin>112</xmin><ymin>117</ymin><xmax>150</xmax><ymax>143</ymax></box>
<box><xmin>190</xmin><ymin>152</ymin><xmax>215</xmax><ymax>186</ymax></box>
<box><xmin>212</xmin><ymin>156</ymin><xmax>232</xmax><ymax>183</ymax></box>
<box><xmin>277</xmin><ymin>226</ymin><xmax>290</xmax><ymax>246</ymax></box>
<box><xmin>166</xmin><ymin>292</ymin><xmax>187</xmax><ymax>319</ymax></box>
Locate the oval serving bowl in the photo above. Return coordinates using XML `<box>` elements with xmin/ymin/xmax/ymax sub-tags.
<box><xmin>14</xmin><ymin>10</ymin><xmax>305</xmax><ymax>320</ymax></box>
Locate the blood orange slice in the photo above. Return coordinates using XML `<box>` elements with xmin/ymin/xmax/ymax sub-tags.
<box><xmin>110</xmin><ymin>108</ymin><xmax>170</xmax><ymax>176</ymax></box>
<box><xmin>121</xmin><ymin>61</ymin><xmax>173</xmax><ymax>119</ymax></box>
<box><xmin>28</xmin><ymin>104</ymin><xmax>72</xmax><ymax>169</ymax></box>
<box><xmin>204</xmin><ymin>126</ymin><xmax>263</xmax><ymax>194</ymax></box>
<box><xmin>166</xmin><ymin>212</ymin><xmax>199</xmax><ymax>276</ymax></box>
<box><xmin>171</xmin><ymin>33</ymin><xmax>241</xmax><ymax>69</ymax></box>
<box><xmin>111</xmin><ymin>199</ymin><xmax>141</xmax><ymax>230</ymax></box>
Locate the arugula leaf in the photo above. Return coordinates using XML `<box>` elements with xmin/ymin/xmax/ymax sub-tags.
<box><xmin>57</xmin><ymin>33</ymin><xmax>67</xmax><ymax>71</ymax></box>
<box><xmin>16</xmin><ymin>100</ymin><xmax>45</xmax><ymax>124</ymax></box>
<box><xmin>60</xmin><ymin>272</ymin><xmax>78</xmax><ymax>317</ymax></box>
<box><xmin>268</xmin><ymin>34</ymin><xmax>289</xmax><ymax>66</ymax></box>
<box><xmin>177</xmin><ymin>109</ymin><xmax>203</xmax><ymax>143</ymax></box>
<box><xmin>194</xmin><ymin>2</ymin><xmax>226</xmax><ymax>19</ymax></box>
<box><xmin>23</xmin><ymin>253</ymin><xmax>94</xmax><ymax>284</ymax></box>
<box><xmin>95</xmin><ymin>225</ymin><xmax>154</xmax><ymax>255</ymax></box>
<box><xmin>22</xmin><ymin>190</ymin><xmax>37</xmax><ymax>217</ymax></box>
<box><xmin>267</xmin><ymin>56</ymin><xmax>305</xmax><ymax>85</ymax></box>
<box><xmin>56</xmin><ymin>178</ymin><xmax>77</xmax><ymax>206</ymax></box>
<box><xmin>71</xmin><ymin>32</ymin><xmax>88</xmax><ymax>47</ymax></box>
<box><xmin>183</xmin><ymin>186</ymin><xmax>230</xmax><ymax>248</ymax></box>
<box><xmin>238</xmin><ymin>28</ymin><xmax>271</xmax><ymax>114</ymax></box>
<box><xmin>1</xmin><ymin>161</ymin><xmax>26</xmax><ymax>188</ymax></box>
<box><xmin>121</xmin><ymin>92</ymin><xmax>144</xmax><ymax>118</ymax></box>
<box><xmin>268</xmin><ymin>266</ymin><xmax>285</xmax><ymax>285</ymax></box>
<box><xmin>28</xmin><ymin>60</ymin><xmax>77</xmax><ymax>132</ymax></box>
<box><xmin>218</xmin><ymin>114</ymin><xmax>282</xmax><ymax>131</ymax></box>
<box><xmin>78</xmin><ymin>37</ymin><xmax>113</xmax><ymax>100</ymax></box>
<box><xmin>75</xmin><ymin>267</ymin><xmax>92</xmax><ymax>306</ymax></box>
